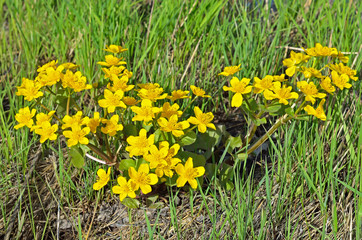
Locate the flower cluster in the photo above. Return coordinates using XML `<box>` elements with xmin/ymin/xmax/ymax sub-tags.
<box><xmin>221</xmin><ymin>43</ymin><xmax>358</xmax><ymax>122</ymax></box>
<box><xmin>15</xmin><ymin>44</ymin><xmax>212</xmax><ymax>205</ymax></box>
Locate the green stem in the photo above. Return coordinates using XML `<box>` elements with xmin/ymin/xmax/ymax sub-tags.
<box><xmin>87</xmin><ymin>143</ymin><xmax>114</xmax><ymax>165</ymax></box>
<box><xmin>247</xmin><ymin>114</ymin><xmax>292</xmax><ymax>155</ymax></box>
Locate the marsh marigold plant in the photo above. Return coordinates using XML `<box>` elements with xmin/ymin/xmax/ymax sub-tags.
<box><xmin>14</xmin><ymin>42</ymin><xmax>358</xmax><ymax>207</ymax></box>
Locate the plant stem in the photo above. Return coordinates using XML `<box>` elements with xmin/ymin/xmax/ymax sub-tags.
<box><xmin>87</xmin><ymin>143</ymin><xmax>114</xmax><ymax>165</ymax></box>
<box><xmin>247</xmin><ymin>114</ymin><xmax>292</xmax><ymax>155</ymax></box>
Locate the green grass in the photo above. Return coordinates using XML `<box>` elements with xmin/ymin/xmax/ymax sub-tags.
<box><xmin>1</xmin><ymin>0</ymin><xmax>361</xmax><ymax>239</ymax></box>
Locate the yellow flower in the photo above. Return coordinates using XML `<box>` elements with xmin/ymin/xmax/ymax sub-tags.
<box><xmin>107</xmin><ymin>74</ymin><xmax>134</xmax><ymax>92</ymax></box>
<box><xmin>97</xmin><ymin>55</ymin><xmax>126</xmax><ymax>67</ymax></box>
<box><xmin>112</xmin><ymin>176</ymin><xmax>136</xmax><ymax>201</ymax></box>
<box><xmin>138</xmin><ymin>87</ymin><xmax>168</xmax><ymax>102</ymax></box>
<box><xmin>137</xmin><ymin>83</ymin><xmax>160</xmax><ymax>90</ymax></box>
<box><xmin>331</xmin><ymin>71</ymin><xmax>352</xmax><ymax>90</ymax></box>
<box><xmin>253</xmin><ymin>75</ymin><xmax>274</xmax><ymax>94</ymax></box>
<box><xmin>272</xmin><ymin>74</ymin><xmax>287</xmax><ymax>82</ymax></box>
<box><xmin>62</xmin><ymin>71</ymin><xmax>92</xmax><ymax>92</ymax></box>
<box><xmin>158</xmin><ymin>115</ymin><xmax>190</xmax><ymax>137</ymax></box>
<box><xmin>37</xmin><ymin>60</ymin><xmax>58</xmax><ymax>73</ymax></box>
<box><xmin>304</xmin><ymin>43</ymin><xmax>338</xmax><ymax>57</ymax></box>
<box><xmin>16</xmin><ymin>78</ymin><xmax>43</xmax><ymax>101</ymax></box>
<box><xmin>222</xmin><ymin>77</ymin><xmax>253</xmax><ymax>107</ymax></box>
<box><xmin>263</xmin><ymin>82</ymin><xmax>298</xmax><ymax>105</ymax></box>
<box><xmin>34</xmin><ymin>122</ymin><xmax>58</xmax><ymax>143</ymax></box>
<box><xmin>331</xmin><ymin>51</ymin><xmax>349</xmax><ymax>64</ymax></box>
<box><xmin>187</xmin><ymin>107</ymin><xmax>216</xmax><ymax>133</ymax></box>
<box><xmin>297</xmin><ymin>81</ymin><xmax>326</xmax><ymax>104</ymax></box>
<box><xmin>126</xmin><ymin>129</ymin><xmax>155</xmax><ymax>157</ymax></box>
<box><xmin>122</xmin><ymin>69</ymin><xmax>133</xmax><ymax>78</ymax></box>
<box><xmin>160</xmin><ymin>102</ymin><xmax>182</xmax><ymax>119</ymax></box>
<box><xmin>101</xmin><ymin>115</ymin><xmax>124</xmax><ymax>136</ymax></box>
<box><xmin>300</xmin><ymin>66</ymin><xmax>324</xmax><ymax>79</ymax></box>
<box><xmin>329</xmin><ymin>63</ymin><xmax>358</xmax><ymax>81</ymax></box>
<box><xmin>175</xmin><ymin>157</ymin><xmax>205</xmax><ymax>189</ymax></box>
<box><xmin>304</xmin><ymin>99</ymin><xmax>327</xmax><ymax>121</ymax></box>
<box><xmin>30</xmin><ymin>111</ymin><xmax>56</xmax><ymax>131</ymax></box>
<box><xmin>131</xmin><ymin>99</ymin><xmax>161</xmax><ymax>124</ymax></box>
<box><xmin>320</xmin><ymin>77</ymin><xmax>335</xmax><ymax>94</ymax></box>
<box><xmin>123</xmin><ymin>96</ymin><xmax>139</xmax><ymax>106</ymax></box>
<box><xmin>62</xmin><ymin>111</ymin><xmax>89</xmax><ymax>129</ymax></box>
<box><xmin>93</xmin><ymin>168</ymin><xmax>111</xmax><ymax>190</ymax></box>
<box><xmin>218</xmin><ymin>64</ymin><xmax>242</xmax><ymax>76</ymax></box>
<box><xmin>36</xmin><ymin>65</ymin><xmax>64</xmax><ymax>87</ymax></box>
<box><xmin>60</xmin><ymin>62</ymin><xmax>79</xmax><ymax>70</ymax></box>
<box><xmin>154</xmin><ymin>142</ymin><xmax>181</xmax><ymax>178</ymax></box>
<box><xmin>190</xmin><ymin>85</ymin><xmax>211</xmax><ymax>98</ymax></box>
<box><xmin>128</xmin><ymin>164</ymin><xmax>158</xmax><ymax>194</ymax></box>
<box><xmin>282</xmin><ymin>51</ymin><xmax>310</xmax><ymax>77</ymax></box>
<box><xmin>167</xmin><ymin>90</ymin><xmax>190</xmax><ymax>101</ymax></box>
<box><xmin>87</xmin><ymin>112</ymin><xmax>101</xmax><ymax>133</ymax></box>
<box><xmin>98</xmin><ymin>89</ymin><xmax>127</xmax><ymax>113</ymax></box>
<box><xmin>144</xmin><ymin>144</ymin><xmax>169</xmax><ymax>169</ymax></box>
<box><xmin>104</xmin><ymin>45</ymin><xmax>128</xmax><ymax>53</ymax></box>
<box><xmin>63</xmin><ymin>126</ymin><xmax>90</xmax><ymax>147</ymax></box>
<box><xmin>102</xmin><ymin>66</ymin><xmax>126</xmax><ymax>79</ymax></box>
<box><xmin>14</xmin><ymin>107</ymin><xmax>36</xmax><ymax>130</ymax></box>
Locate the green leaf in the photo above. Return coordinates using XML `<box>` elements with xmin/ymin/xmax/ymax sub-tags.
<box><xmin>205</xmin><ymin>163</ymin><xmax>217</xmax><ymax>179</ymax></box>
<box><xmin>136</xmin><ymin>158</ymin><xmax>148</xmax><ymax>169</ymax></box>
<box><xmin>177</xmin><ymin>151</ymin><xmax>206</xmax><ymax>167</ymax></box>
<box><xmin>179</xmin><ymin>130</ymin><xmax>197</xmax><ymax>146</ymax></box>
<box><xmin>69</xmin><ymin>146</ymin><xmax>84</xmax><ymax>168</ymax></box>
<box><xmin>254</xmin><ymin>117</ymin><xmax>266</xmax><ymax>126</ymax></box>
<box><xmin>285</xmin><ymin>107</ymin><xmax>294</xmax><ymax>116</ymax></box>
<box><xmin>225</xmin><ymin>135</ymin><xmax>243</xmax><ymax>153</ymax></box>
<box><xmin>295</xmin><ymin>115</ymin><xmax>310</xmax><ymax>121</ymax></box>
<box><xmin>236</xmin><ymin>153</ymin><xmax>248</xmax><ymax>161</ymax></box>
<box><xmin>54</xmin><ymin>95</ymin><xmax>69</xmax><ymax>116</ymax></box>
<box><xmin>123</xmin><ymin>124</ymin><xmax>138</xmax><ymax>137</ymax></box>
<box><xmin>142</xmin><ymin>122</ymin><xmax>153</xmax><ymax>132</ymax></box>
<box><xmin>266</xmin><ymin>104</ymin><xmax>282</xmax><ymax>113</ymax></box>
<box><xmin>119</xmin><ymin>159</ymin><xmax>136</xmax><ymax>171</ymax></box>
<box><xmin>122</xmin><ymin>198</ymin><xmax>140</xmax><ymax>208</ymax></box>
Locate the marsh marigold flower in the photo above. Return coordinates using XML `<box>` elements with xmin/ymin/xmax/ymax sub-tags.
<box><xmin>282</xmin><ymin>51</ymin><xmax>310</xmax><ymax>77</ymax></box>
<box><xmin>160</xmin><ymin>102</ymin><xmax>182</xmax><ymax>119</ymax></box>
<box><xmin>154</xmin><ymin>142</ymin><xmax>181</xmax><ymax>178</ymax></box>
<box><xmin>297</xmin><ymin>81</ymin><xmax>326</xmax><ymax>104</ymax></box>
<box><xmin>63</xmin><ymin>126</ymin><xmax>90</xmax><ymax>147</ymax></box>
<box><xmin>131</xmin><ymin>99</ymin><xmax>161</xmax><ymax>124</ymax></box>
<box><xmin>158</xmin><ymin>115</ymin><xmax>190</xmax><ymax>137</ymax></box>
<box><xmin>93</xmin><ymin>168</ymin><xmax>111</xmax><ymax>190</ymax></box>
<box><xmin>34</xmin><ymin>122</ymin><xmax>58</xmax><ymax>143</ymax></box>
<box><xmin>107</xmin><ymin>74</ymin><xmax>134</xmax><ymax>92</ymax></box>
<box><xmin>304</xmin><ymin>43</ymin><xmax>338</xmax><ymax>57</ymax></box>
<box><xmin>37</xmin><ymin>65</ymin><xmax>64</xmax><ymax>87</ymax></box>
<box><xmin>62</xmin><ymin>111</ymin><xmax>89</xmax><ymax>129</ymax></box>
<box><xmin>300</xmin><ymin>67</ymin><xmax>324</xmax><ymax>79</ymax></box>
<box><xmin>168</xmin><ymin>90</ymin><xmax>190</xmax><ymax>101</ymax></box>
<box><xmin>175</xmin><ymin>157</ymin><xmax>205</xmax><ymax>189</ymax></box>
<box><xmin>104</xmin><ymin>45</ymin><xmax>128</xmax><ymax>53</ymax></box>
<box><xmin>190</xmin><ymin>85</ymin><xmax>210</xmax><ymax>98</ymax></box>
<box><xmin>263</xmin><ymin>82</ymin><xmax>298</xmax><ymax>105</ymax></box>
<box><xmin>102</xmin><ymin>66</ymin><xmax>126</xmax><ymax>79</ymax></box>
<box><xmin>16</xmin><ymin>78</ymin><xmax>43</xmax><ymax>101</ymax></box>
<box><xmin>101</xmin><ymin>115</ymin><xmax>123</xmax><ymax>136</ymax></box>
<box><xmin>144</xmin><ymin>144</ymin><xmax>169</xmax><ymax>170</ymax></box>
<box><xmin>188</xmin><ymin>107</ymin><xmax>216</xmax><ymax>133</ymax></box>
<box><xmin>304</xmin><ymin>99</ymin><xmax>327</xmax><ymax>121</ymax></box>
<box><xmin>123</xmin><ymin>96</ymin><xmax>139</xmax><ymax>106</ymax></box>
<box><xmin>14</xmin><ymin>107</ymin><xmax>36</xmax><ymax>129</ymax></box>
<box><xmin>98</xmin><ymin>89</ymin><xmax>127</xmax><ymax>113</ymax></box>
<box><xmin>222</xmin><ymin>77</ymin><xmax>252</xmax><ymax>107</ymax></box>
<box><xmin>320</xmin><ymin>77</ymin><xmax>335</xmax><ymax>94</ymax></box>
<box><xmin>253</xmin><ymin>75</ymin><xmax>274</xmax><ymax>95</ymax></box>
<box><xmin>329</xmin><ymin>63</ymin><xmax>358</xmax><ymax>81</ymax></box>
<box><xmin>126</xmin><ymin>129</ymin><xmax>155</xmax><ymax>157</ymax></box>
<box><xmin>128</xmin><ymin>164</ymin><xmax>158</xmax><ymax>194</ymax></box>
<box><xmin>331</xmin><ymin>71</ymin><xmax>352</xmax><ymax>90</ymax></box>
<box><xmin>37</xmin><ymin>60</ymin><xmax>58</xmax><ymax>73</ymax></box>
<box><xmin>31</xmin><ymin>111</ymin><xmax>56</xmax><ymax>131</ymax></box>
<box><xmin>138</xmin><ymin>87</ymin><xmax>168</xmax><ymax>102</ymax></box>
<box><xmin>97</xmin><ymin>55</ymin><xmax>126</xmax><ymax>67</ymax></box>
<box><xmin>218</xmin><ymin>64</ymin><xmax>241</xmax><ymax>76</ymax></box>
<box><xmin>60</xmin><ymin>62</ymin><xmax>79</xmax><ymax>70</ymax></box>
<box><xmin>87</xmin><ymin>112</ymin><xmax>101</xmax><ymax>133</ymax></box>
<box><xmin>112</xmin><ymin>176</ymin><xmax>136</xmax><ymax>201</ymax></box>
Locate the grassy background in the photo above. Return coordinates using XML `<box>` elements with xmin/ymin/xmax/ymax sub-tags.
<box><xmin>1</xmin><ymin>0</ymin><xmax>362</xmax><ymax>239</ymax></box>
